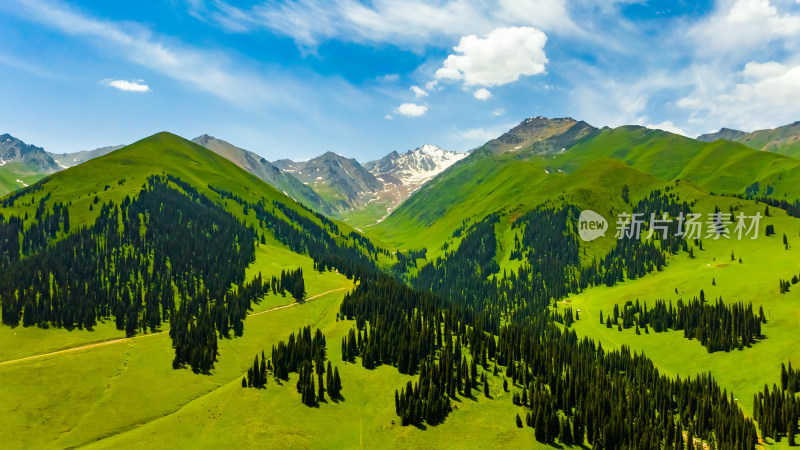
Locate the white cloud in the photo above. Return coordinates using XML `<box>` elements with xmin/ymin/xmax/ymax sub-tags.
<box><xmin>742</xmin><ymin>60</ymin><xmax>788</xmax><ymax>79</ymax></box>
<box><xmin>689</xmin><ymin>0</ymin><xmax>800</xmax><ymax>57</ymax></box>
<box><xmin>569</xmin><ymin>66</ymin><xmax>689</xmax><ymax>131</ymax></box>
<box><xmin>410</xmin><ymin>85</ymin><xmax>428</xmax><ymax>97</ymax></box>
<box><xmin>395</xmin><ymin>103</ymin><xmax>428</xmax><ymax>117</ymax></box>
<box><xmin>494</xmin><ymin>0</ymin><xmax>575</xmax><ymax>32</ymax></box>
<box><xmin>473</xmin><ymin>88</ymin><xmax>492</xmax><ymax>100</ymax></box>
<box><xmin>456</xmin><ymin>121</ymin><xmax>518</xmax><ymax>144</ymax></box>
<box><xmin>460</xmin><ymin>127</ymin><xmax>498</xmax><ymax>141</ymax></box>
<box><xmin>676</xmin><ymin>60</ymin><xmax>800</xmax><ymax>131</ymax></box>
<box><xmin>187</xmin><ymin>0</ymin><xmax>578</xmax><ymax>48</ymax></box>
<box><xmin>492</xmin><ymin>108</ymin><xmax>505</xmax><ymax>116</ymax></box>
<box><xmin>645</xmin><ymin>121</ymin><xmax>689</xmax><ymax>136</ymax></box>
<box><xmin>102</xmin><ymin>79</ymin><xmax>151</xmax><ymax>92</ymax></box>
<box><xmin>384</xmin><ymin>114</ymin><xmax>393</xmax><ymax>120</ymax></box>
<box><xmin>434</xmin><ymin>27</ymin><xmax>548</xmax><ymax>87</ymax></box>
<box><xmin>377</xmin><ymin>73</ymin><xmax>400</xmax><ymax>82</ymax></box>
<box><xmin>10</xmin><ymin>0</ymin><xmax>283</xmax><ymax>108</ymax></box>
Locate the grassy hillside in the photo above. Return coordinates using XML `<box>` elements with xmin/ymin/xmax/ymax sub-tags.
<box><xmin>711</xmin><ymin>121</ymin><xmax>800</xmax><ymax>159</ymax></box>
<box><xmin>0</xmin><ymin>133</ymin><xmax>541</xmax><ymax>448</ymax></box>
<box><xmin>0</xmin><ymin>132</ymin><xmax>418</xmax><ymax>448</ymax></box>
<box><xmin>0</xmin><ymin>161</ymin><xmax>49</xmax><ymax>196</ymax></box>
<box><xmin>372</xmin><ymin>126</ymin><xmax>800</xmax><ymax>254</ymax></box>
<box><xmin>366</xmin><ymin>124</ymin><xmax>800</xmax><ymax>448</ymax></box>
<box><xmin>563</xmin><ymin>191</ymin><xmax>800</xmax><ymax>448</ymax></box>
<box><xmin>0</xmin><ymin>132</ymin><xmax>296</xmax><ymax>226</ymax></box>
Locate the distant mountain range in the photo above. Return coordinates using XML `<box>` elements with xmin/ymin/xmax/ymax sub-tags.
<box><xmin>48</xmin><ymin>145</ymin><xmax>125</xmax><ymax>169</ymax></box>
<box><xmin>5</xmin><ymin>116</ymin><xmax>800</xmax><ymax>226</ymax></box>
<box><xmin>0</xmin><ymin>133</ymin><xmax>61</xmax><ymax>194</ymax></box>
<box><xmin>378</xmin><ymin>116</ymin><xmax>800</xmax><ymax>254</ymax></box>
<box><xmin>274</xmin><ymin>144</ymin><xmax>466</xmax><ymax>226</ymax></box>
<box><xmin>362</xmin><ymin>144</ymin><xmax>467</xmax><ymax>224</ymax></box>
<box><xmin>0</xmin><ymin>132</ymin><xmax>464</xmax><ymax>224</ymax></box>
<box><xmin>0</xmin><ymin>134</ymin><xmax>59</xmax><ymax>171</ymax></box>
<box><xmin>190</xmin><ymin>135</ymin><xmax>336</xmax><ymax>215</ymax></box>
<box><xmin>364</xmin><ymin>144</ymin><xmax>467</xmax><ymax>187</ymax></box>
<box><xmin>698</xmin><ymin>121</ymin><xmax>800</xmax><ymax>158</ymax></box>
<box><xmin>274</xmin><ymin>151</ymin><xmax>383</xmax><ymax>211</ymax></box>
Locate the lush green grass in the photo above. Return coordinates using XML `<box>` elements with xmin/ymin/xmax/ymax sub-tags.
<box><xmin>0</xmin><ymin>161</ymin><xmax>48</xmax><ymax>196</ymax></box>
<box><xmin>0</xmin><ymin>244</ymin><xmax>349</xmax><ymax>447</ymax></box>
<box><xmin>0</xmin><ymin>132</ymin><xmax>373</xmax><ymax>363</ymax></box>
<box><xmin>728</xmin><ymin>122</ymin><xmax>800</xmax><ymax>159</ymax></box>
<box><xmin>340</xmin><ymin>197</ymin><xmax>393</xmax><ymax>231</ymax></box>
<box><xmin>0</xmin><ymin>252</ymin><xmax>541</xmax><ymax>449</ymax></box>
<box><xmin>83</xmin><ymin>281</ymin><xmax>539</xmax><ymax>450</ymax></box>
<box><xmin>375</xmin><ymin>160</ymin><xmax>800</xmax><ymax>448</ymax></box>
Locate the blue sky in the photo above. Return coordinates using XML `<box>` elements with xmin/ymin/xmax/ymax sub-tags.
<box><xmin>2</xmin><ymin>0</ymin><xmax>800</xmax><ymax>161</ymax></box>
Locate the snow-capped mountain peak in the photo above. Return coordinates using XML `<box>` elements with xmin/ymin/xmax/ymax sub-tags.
<box><xmin>365</xmin><ymin>144</ymin><xmax>466</xmax><ymax>186</ymax></box>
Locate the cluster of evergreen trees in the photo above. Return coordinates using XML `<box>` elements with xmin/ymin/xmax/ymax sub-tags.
<box><xmin>414</xmin><ymin>214</ymin><xmax>501</xmax><ymax>308</ymax></box>
<box><xmin>244</xmin><ymin>351</ymin><xmax>269</xmax><ymax>388</ymax></box>
<box><xmin>264</xmin><ymin>326</ymin><xmax>342</xmax><ymax>405</ymax></box>
<box><xmin>604</xmin><ymin>294</ymin><xmax>764</xmax><ymax>352</ymax></box>
<box><xmin>498</xmin><ymin>319</ymin><xmax>758</xmax><ymax>449</ymax></box>
<box><xmin>731</xmin><ymin>187</ymin><xmax>800</xmax><ymax>218</ymax></box>
<box><xmin>518</xmin><ymin>381</ymin><xmax>581</xmax><ymax>445</ymax></box>
<box><xmin>754</xmin><ymin>363</ymin><xmax>800</xmax><ymax>444</ymax></box>
<box><xmin>337</xmin><ymin>274</ymin><xmax>759</xmax><ymax>447</ymax></box>
<box><xmin>392</xmin><ymin>247</ymin><xmax>427</xmax><ymax>276</ymax></box>
<box><xmin>209</xmin><ymin>185</ymin><xmax>382</xmax><ymax>281</ymax></box>
<box><xmin>1</xmin><ymin>177</ymin><xmax>256</xmax><ymax>332</ymax></box>
<box><xmin>0</xmin><ymin>175</ymin><xmax>281</xmax><ymax>373</ymax></box>
<box><xmin>410</xmin><ymin>189</ymin><xmax>694</xmax><ymax>320</ymax></box>
<box><xmin>339</xmin><ymin>276</ymin><xmax>498</xmax><ymax>374</ymax></box>
<box><xmin>780</xmin><ymin>277</ymin><xmax>796</xmax><ymax>294</ymax></box>
<box><xmin>394</xmin><ymin>356</ymin><xmax>453</xmax><ymax>426</ymax></box>
<box><xmin>783</xmin><ymin>362</ymin><xmax>800</xmax><ymax>392</ymax></box>
<box><xmin>280</xmin><ymin>268</ymin><xmax>305</xmax><ymax>301</ymax></box>
<box><xmin>0</xmin><ymin>198</ymin><xmax>69</xmax><ymax>267</ymax></box>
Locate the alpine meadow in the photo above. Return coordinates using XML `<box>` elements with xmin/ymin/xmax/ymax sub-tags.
<box><xmin>3</xmin><ymin>1</ymin><xmax>800</xmax><ymax>449</ymax></box>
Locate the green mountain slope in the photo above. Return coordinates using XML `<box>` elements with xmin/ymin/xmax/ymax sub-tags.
<box><xmin>373</xmin><ymin>122</ymin><xmax>800</xmax><ymax>251</ymax></box>
<box><xmin>0</xmin><ymin>132</ymin><xmax>393</xmax><ymax>448</ymax></box>
<box><xmin>699</xmin><ymin>121</ymin><xmax>800</xmax><ymax>158</ymax></box>
<box><xmin>274</xmin><ymin>151</ymin><xmax>384</xmax><ymax>211</ymax></box>
<box><xmin>47</xmin><ymin>144</ymin><xmax>125</xmax><ymax>168</ymax></box>
<box><xmin>0</xmin><ymin>132</ymin><xmax>333</xmax><ymax>229</ymax></box>
<box><xmin>191</xmin><ymin>134</ymin><xmax>336</xmax><ymax>215</ymax></box>
<box><xmin>0</xmin><ymin>161</ymin><xmax>46</xmax><ymax>194</ymax></box>
<box><xmin>0</xmin><ymin>133</ymin><xmax>60</xmax><ymax>196</ymax></box>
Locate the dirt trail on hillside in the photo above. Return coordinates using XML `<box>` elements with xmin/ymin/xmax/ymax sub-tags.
<box><xmin>0</xmin><ymin>287</ymin><xmax>350</xmax><ymax>367</ymax></box>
